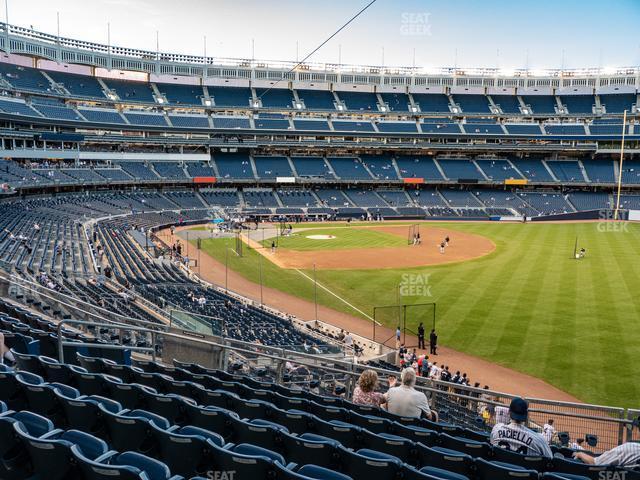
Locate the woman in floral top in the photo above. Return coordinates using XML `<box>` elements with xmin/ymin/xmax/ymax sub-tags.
<box><xmin>352</xmin><ymin>369</ymin><xmax>385</xmax><ymax>407</ymax></box>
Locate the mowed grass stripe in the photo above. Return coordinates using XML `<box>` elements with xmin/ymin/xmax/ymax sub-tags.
<box><xmin>441</xmin><ymin>225</ymin><xmax>536</xmax><ymax>355</ymax></box>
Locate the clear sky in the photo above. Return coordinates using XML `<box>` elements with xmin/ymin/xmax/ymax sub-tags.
<box><xmin>6</xmin><ymin>0</ymin><xmax>640</xmax><ymax>69</ymax></box>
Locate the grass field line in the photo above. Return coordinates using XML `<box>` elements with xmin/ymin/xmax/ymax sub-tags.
<box><xmin>292</xmin><ymin>268</ymin><xmax>381</xmax><ymax>325</ymax></box>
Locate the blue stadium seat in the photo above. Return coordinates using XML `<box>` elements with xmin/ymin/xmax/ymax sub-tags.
<box><xmin>491</xmin><ymin>444</ymin><xmax>551</xmax><ymax>471</ymax></box>
<box><xmin>551</xmin><ymin>457</ymin><xmax>610</xmax><ymax>479</ymax></box>
<box><xmin>415</xmin><ymin>466</ymin><xmax>471</xmax><ymax>480</ymax></box>
<box><xmin>57</xmin><ymin>392</ymin><xmax>122</xmax><ymax>438</ymax></box>
<box><xmin>474</xmin><ymin>458</ymin><xmax>538</xmax><ymax>480</ymax></box>
<box><xmin>276</xmin><ymin>462</ymin><xmax>353</xmax><ymax>480</ymax></box>
<box><xmin>16</xmin><ymin>424</ymin><xmax>111</xmax><ymax>480</ymax></box>
<box><xmin>102</xmin><ymin>407</ymin><xmax>170</xmax><ymax>455</ymax></box>
<box><xmin>415</xmin><ymin>445</ymin><xmax>473</xmax><ymax>476</ymax></box>
<box><xmin>0</xmin><ymin>410</ymin><xmax>57</xmax><ymax>479</ymax></box>
<box><xmin>211</xmin><ymin>442</ymin><xmax>284</xmax><ymax>478</ymax></box>
<box><xmin>338</xmin><ymin>447</ymin><xmax>403</xmax><ymax>480</ymax></box>
<box><xmin>72</xmin><ymin>445</ymin><xmax>178</xmax><ymax>480</ymax></box>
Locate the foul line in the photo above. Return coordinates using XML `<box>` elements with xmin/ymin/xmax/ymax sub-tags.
<box><xmin>293</xmin><ymin>268</ymin><xmax>381</xmax><ymax>326</ymax></box>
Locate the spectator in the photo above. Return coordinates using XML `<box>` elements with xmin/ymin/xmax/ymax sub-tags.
<box><xmin>352</xmin><ymin>369</ymin><xmax>384</xmax><ymax>407</ymax></box>
<box><xmin>0</xmin><ymin>332</ymin><xmax>15</xmax><ymax>365</ymax></box>
<box><xmin>573</xmin><ymin>420</ymin><xmax>640</xmax><ymax>467</ymax></box>
<box><xmin>383</xmin><ymin>367</ymin><xmax>438</xmax><ymax>421</ymax></box>
<box><xmin>490</xmin><ymin>398</ymin><xmax>553</xmax><ymax>458</ymax></box>
<box><xmin>570</xmin><ymin>438</ymin><xmax>585</xmax><ymax>451</ymax></box>
<box><xmin>543</xmin><ymin>419</ymin><xmax>556</xmax><ymax>444</ymax></box>
<box><xmin>343</xmin><ymin>331</ymin><xmax>353</xmax><ymax>351</ymax></box>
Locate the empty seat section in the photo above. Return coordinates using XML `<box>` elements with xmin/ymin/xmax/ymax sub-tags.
<box><xmin>560</xmin><ymin>95</ymin><xmax>594</xmax><ymax>114</ymax></box>
<box><xmin>254</xmin><ymin>156</ymin><xmax>294</xmax><ymax>179</ymax></box>
<box><xmin>521</xmin><ymin>95</ymin><xmax>557</xmax><ymax>114</ymax></box>
<box><xmin>255</xmin><ymin>88</ymin><xmax>294</xmax><ymax>108</ymax></box>
<box><xmin>412</xmin><ymin>93</ymin><xmax>451</xmax><ymax>113</ymax></box>
<box><xmin>291</xmin><ymin>157</ymin><xmax>333</xmax><ymax>179</ymax></box>
<box><xmin>335</xmin><ymin>91</ymin><xmax>379</xmax><ymax>111</ymax></box>
<box><xmin>103</xmin><ymin>78</ymin><xmax>156</xmax><ymax>103</ymax></box>
<box><xmin>361</xmin><ymin>155</ymin><xmax>399</xmax><ymax>180</ymax></box>
<box><xmin>396</xmin><ymin>156</ymin><xmax>444</xmax><ymax>180</ymax></box>
<box><xmin>155</xmin><ymin>82</ymin><xmax>204</xmax><ymax>105</ymax></box>
<box><xmin>475</xmin><ymin>160</ymin><xmax>523</xmax><ymax>181</ymax></box>
<box><xmin>492</xmin><ymin>94</ymin><xmax>521</xmax><ymax>114</ymax></box>
<box><xmin>327</xmin><ymin>157</ymin><xmax>373</xmax><ymax>180</ymax></box>
<box><xmin>437</xmin><ymin>159</ymin><xmax>483</xmax><ymax>180</ymax></box>
<box><xmin>296</xmin><ymin>89</ymin><xmax>336</xmax><ymax>110</ymax></box>
<box><xmin>379</xmin><ymin>92</ymin><xmax>411</xmax><ymax>111</ymax></box>
<box><xmin>210</xmin><ymin>86</ymin><xmax>252</xmax><ymax>107</ymax></box>
<box><xmin>214</xmin><ymin>153</ymin><xmax>255</xmax><ymax>179</ymax></box>
<box><xmin>452</xmin><ymin>94</ymin><xmax>491</xmax><ymax>113</ymax></box>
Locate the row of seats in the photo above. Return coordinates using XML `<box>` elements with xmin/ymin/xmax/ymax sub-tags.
<box><xmin>4</xmin><ymin>351</ymin><xmax>638</xmax><ymax>480</ymax></box>
<box><xmin>1</xmin><ymin>63</ymin><xmax>636</xmax><ymax>113</ymax></box>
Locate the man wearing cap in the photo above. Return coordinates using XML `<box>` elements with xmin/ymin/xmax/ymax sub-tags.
<box><xmin>490</xmin><ymin>398</ymin><xmax>553</xmax><ymax>458</ymax></box>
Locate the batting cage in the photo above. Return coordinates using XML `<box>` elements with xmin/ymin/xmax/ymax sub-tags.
<box><xmin>373</xmin><ymin>302</ymin><xmax>436</xmax><ymax>348</ymax></box>
<box><xmin>373</xmin><ymin>304</ymin><xmax>402</xmax><ymax>347</ymax></box>
<box><xmin>407</xmin><ymin>224</ymin><xmax>420</xmax><ymax>245</ymax></box>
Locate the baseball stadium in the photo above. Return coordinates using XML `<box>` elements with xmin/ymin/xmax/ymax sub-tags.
<box><xmin>0</xmin><ymin>1</ymin><xmax>639</xmax><ymax>479</ymax></box>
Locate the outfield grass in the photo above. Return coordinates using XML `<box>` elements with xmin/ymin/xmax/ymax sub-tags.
<box><xmin>261</xmin><ymin>226</ymin><xmax>406</xmax><ymax>251</ymax></box>
<box><xmin>194</xmin><ymin>221</ymin><xmax>640</xmax><ymax>407</ymax></box>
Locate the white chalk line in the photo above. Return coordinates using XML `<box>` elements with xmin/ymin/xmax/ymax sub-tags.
<box><xmin>293</xmin><ymin>268</ymin><xmax>382</xmax><ymax>326</ymax></box>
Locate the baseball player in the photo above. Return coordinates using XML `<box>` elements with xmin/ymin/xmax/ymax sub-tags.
<box><xmin>490</xmin><ymin>398</ymin><xmax>553</xmax><ymax>458</ymax></box>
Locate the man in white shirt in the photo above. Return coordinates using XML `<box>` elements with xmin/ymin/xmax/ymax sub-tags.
<box><xmin>490</xmin><ymin>398</ymin><xmax>553</xmax><ymax>458</ymax></box>
<box><xmin>574</xmin><ymin>441</ymin><xmax>640</xmax><ymax>467</ymax></box>
<box><xmin>383</xmin><ymin>367</ymin><xmax>438</xmax><ymax>421</ymax></box>
<box><xmin>542</xmin><ymin>419</ymin><xmax>556</xmax><ymax>444</ymax></box>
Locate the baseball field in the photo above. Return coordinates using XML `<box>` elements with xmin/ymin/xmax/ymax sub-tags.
<box><xmin>183</xmin><ymin>220</ymin><xmax>640</xmax><ymax>408</ymax></box>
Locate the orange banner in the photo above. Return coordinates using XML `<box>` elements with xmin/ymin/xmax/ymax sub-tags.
<box><xmin>504</xmin><ymin>178</ymin><xmax>528</xmax><ymax>185</ymax></box>
<box><xmin>193</xmin><ymin>176</ymin><xmax>217</xmax><ymax>184</ymax></box>
<box><xmin>403</xmin><ymin>178</ymin><xmax>424</xmax><ymax>184</ymax></box>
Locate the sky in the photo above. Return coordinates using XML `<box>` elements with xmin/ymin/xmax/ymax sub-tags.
<box><xmin>6</xmin><ymin>0</ymin><xmax>640</xmax><ymax>70</ymax></box>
